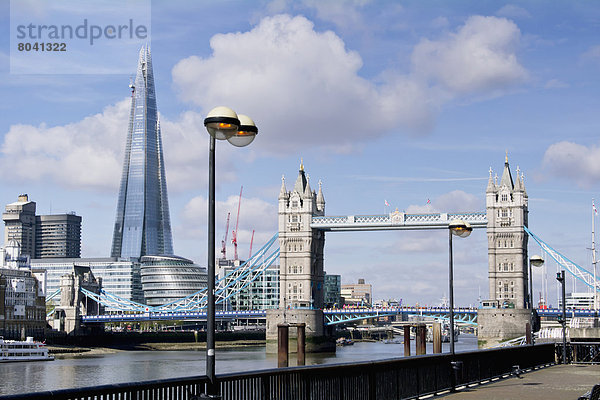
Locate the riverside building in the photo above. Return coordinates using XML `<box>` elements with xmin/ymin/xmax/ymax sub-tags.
<box><xmin>2</xmin><ymin>194</ymin><xmax>82</xmax><ymax>259</ymax></box>
<box><xmin>141</xmin><ymin>255</ymin><xmax>207</xmax><ymax>307</ymax></box>
<box><xmin>218</xmin><ymin>259</ymin><xmax>280</xmax><ymax>311</ymax></box>
<box><xmin>0</xmin><ymin>240</ymin><xmax>46</xmax><ymax>339</ymax></box>
<box><xmin>30</xmin><ymin>257</ymin><xmax>143</xmax><ymax>310</ymax></box>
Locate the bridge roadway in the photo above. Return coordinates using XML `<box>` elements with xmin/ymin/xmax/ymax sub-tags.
<box><xmin>79</xmin><ymin>306</ymin><xmax>593</xmax><ymax>324</ymax></box>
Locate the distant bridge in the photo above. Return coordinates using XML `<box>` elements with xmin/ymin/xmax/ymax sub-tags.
<box><xmin>79</xmin><ymin>306</ymin><xmax>599</xmax><ymax>326</ymax></box>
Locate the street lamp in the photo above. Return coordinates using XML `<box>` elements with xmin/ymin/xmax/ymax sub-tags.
<box><xmin>556</xmin><ymin>270</ymin><xmax>567</xmax><ymax>364</ymax></box>
<box><xmin>528</xmin><ymin>255</ymin><xmax>544</xmax><ymax>344</ymax></box>
<box><xmin>448</xmin><ymin>219</ymin><xmax>472</xmax><ymax>356</ymax></box>
<box><xmin>203</xmin><ymin>106</ymin><xmax>257</xmax><ymax>399</ymax></box>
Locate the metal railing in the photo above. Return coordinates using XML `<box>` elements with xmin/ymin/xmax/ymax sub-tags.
<box><xmin>0</xmin><ymin>344</ymin><xmax>555</xmax><ymax>400</ymax></box>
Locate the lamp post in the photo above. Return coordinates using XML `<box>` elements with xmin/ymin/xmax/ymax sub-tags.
<box><xmin>556</xmin><ymin>270</ymin><xmax>567</xmax><ymax>364</ymax></box>
<box><xmin>528</xmin><ymin>255</ymin><xmax>544</xmax><ymax>344</ymax></box>
<box><xmin>203</xmin><ymin>106</ymin><xmax>257</xmax><ymax>399</ymax></box>
<box><xmin>448</xmin><ymin>219</ymin><xmax>472</xmax><ymax>356</ymax></box>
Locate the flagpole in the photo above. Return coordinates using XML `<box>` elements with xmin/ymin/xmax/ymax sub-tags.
<box><xmin>593</xmin><ymin>199</ymin><xmax>598</xmax><ymax>317</ymax></box>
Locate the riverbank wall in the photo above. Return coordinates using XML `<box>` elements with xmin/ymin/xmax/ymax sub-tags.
<box><xmin>45</xmin><ymin>329</ymin><xmax>266</xmax><ymax>348</ymax></box>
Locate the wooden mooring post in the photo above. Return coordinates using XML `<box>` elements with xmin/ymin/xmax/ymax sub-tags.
<box><xmin>403</xmin><ymin>326</ymin><xmax>411</xmax><ymax>356</ymax></box>
<box><xmin>278</xmin><ymin>323</ymin><xmax>306</xmax><ymax>367</ymax></box>
<box><xmin>433</xmin><ymin>322</ymin><xmax>442</xmax><ymax>353</ymax></box>
<box><xmin>277</xmin><ymin>323</ymin><xmax>289</xmax><ymax>368</ymax></box>
<box><xmin>416</xmin><ymin>324</ymin><xmax>426</xmax><ymax>355</ymax></box>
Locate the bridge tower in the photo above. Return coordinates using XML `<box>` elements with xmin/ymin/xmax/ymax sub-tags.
<box><xmin>277</xmin><ymin>161</ymin><xmax>326</xmax><ymax>309</ymax></box>
<box><xmin>266</xmin><ymin>162</ymin><xmax>332</xmax><ymax>352</ymax></box>
<box><xmin>479</xmin><ymin>156</ymin><xmax>531</xmax><ymax>346</ymax></box>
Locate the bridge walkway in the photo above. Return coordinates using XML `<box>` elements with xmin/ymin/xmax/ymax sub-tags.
<box><xmin>441</xmin><ymin>364</ymin><xmax>600</xmax><ymax>400</ymax></box>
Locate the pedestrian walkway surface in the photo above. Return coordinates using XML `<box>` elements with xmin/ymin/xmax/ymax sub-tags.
<box><xmin>440</xmin><ymin>364</ymin><xmax>600</xmax><ymax>400</ymax></box>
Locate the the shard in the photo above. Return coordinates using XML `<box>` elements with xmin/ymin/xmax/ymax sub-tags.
<box><xmin>111</xmin><ymin>46</ymin><xmax>173</xmax><ymax>259</ymax></box>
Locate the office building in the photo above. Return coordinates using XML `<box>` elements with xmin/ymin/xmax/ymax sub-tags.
<box><xmin>3</xmin><ymin>194</ymin><xmax>82</xmax><ymax>259</ymax></box>
<box><xmin>35</xmin><ymin>213</ymin><xmax>81</xmax><ymax>258</ymax></box>
<box><xmin>3</xmin><ymin>195</ymin><xmax>37</xmax><ymax>257</ymax></box>
<box><xmin>0</xmin><ymin>240</ymin><xmax>46</xmax><ymax>339</ymax></box>
<box><xmin>560</xmin><ymin>292</ymin><xmax>596</xmax><ymax>310</ymax></box>
<box><xmin>218</xmin><ymin>259</ymin><xmax>280</xmax><ymax>311</ymax></box>
<box><xmin>141</xmin><ymin>255</ymin><xmax>207</xmax><ymax>307</ymax></box>
<box><xmin>31</xmin><ymin>257</ymin><xmax>143</xmax><ymax>310</ymax></box>
<box><xmin>323</xmin><ymin>273</ymin><xmax>342</xmax><ymax>308</ymax></box>
<box><xmin>111</xmin><ymin>46</ymin><xmax>173</xmax><ymax>259</ymax></box>
<box><xmin>341</xmin><ymin>278</ymin><xmax>372</xmax><ymax>306</ymax></box>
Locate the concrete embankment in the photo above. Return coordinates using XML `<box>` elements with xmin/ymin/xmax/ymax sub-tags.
<box><xmin>46</xmin><ymin>330</ymin><xmax>266</xmax><ymax>356</ymax></box>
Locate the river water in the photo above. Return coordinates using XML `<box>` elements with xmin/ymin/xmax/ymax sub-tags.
<box><xmin>0</xmin><ymin>334</ymin><xmax>478</xmax><ymax>396</ymax></box>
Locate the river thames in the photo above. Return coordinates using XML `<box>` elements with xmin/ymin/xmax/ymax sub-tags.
<box><xmin>0</xmin><ymin>334</ymin><xmax>478</xmax><ymax>396</ymax></box>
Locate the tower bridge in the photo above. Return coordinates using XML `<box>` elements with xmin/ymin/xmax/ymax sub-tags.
<box><xmin>52</xmin><ymin>156</ymin><xmax>600</xmax><ymax>348</ymax></box>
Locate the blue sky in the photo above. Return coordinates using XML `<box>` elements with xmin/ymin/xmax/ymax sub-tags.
<box><xmin>1</xmin><ymin>1</ymin><xmax>599</xmax><ymax>307</ymax></box>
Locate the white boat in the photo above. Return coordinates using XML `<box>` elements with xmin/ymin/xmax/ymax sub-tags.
<box><xmin>0</xmin><ymin>336</ymin><xmax>54</xmax><ymax>362</ymax></box>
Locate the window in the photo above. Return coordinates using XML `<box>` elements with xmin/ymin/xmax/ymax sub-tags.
<box><xmin>501</xmin><ymin>194</ymin><xmax>508</xmax><ymax>202</ymax></box>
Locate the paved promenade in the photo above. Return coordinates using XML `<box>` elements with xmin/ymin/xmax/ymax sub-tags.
<box><xmin>441</xmin><ymin>364</ymin><xmax>600</xmax><ymax>399</ymax></box>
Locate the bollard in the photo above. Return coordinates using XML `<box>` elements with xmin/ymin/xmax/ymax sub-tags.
<box><xmin>525</xmin><ymin>322</ymin><xmax>532</xmax><ymax>345</ymax></box>
<box><xmin>450</xmin><ymin>361</ymin><xmax>463</xmax><ymax>391</ymax></box>
<box><xmin>403</xmin><ymin>326</ymin><xmax>411</xmax><ymax>356</ymax></box>
<box><xmin>432</xmin><ymin>322</ymin><xmax>442</xmax><ymax>354</ymax></box>
<box><xmin>277</xmin><ymin>324</ymin><xmax>289</xmax><ymax>368</ymax></box>
<box><xmin>416</xmin><ymin>324</ymin><xmax>426</xmax><ymax>355</ymax></box>
<box><xmin>297</xmin><ymin>323</ymin><xmax>306</xmax><ymax>366</ymax></box>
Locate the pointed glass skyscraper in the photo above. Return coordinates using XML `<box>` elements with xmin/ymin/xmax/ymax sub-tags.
<box><xmin>111</xmin><ymin>46</ymin><xmax>174</xmax><ymax>259</ymax></box>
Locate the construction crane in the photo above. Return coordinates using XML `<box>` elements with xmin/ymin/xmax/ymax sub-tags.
<box><xmin>249</xmin><ymin>230</ymin><xmax>255</xmax><ymax>259</ymax></box>
<box><xmin>221</xmin><ymin>212</ymin><xmax>230</xmax><ymax>260</ymax></box>
<box><xmin>232</xmin><ymin>186</ymin><xmax>243</xmax><ymax>260</ymax></box>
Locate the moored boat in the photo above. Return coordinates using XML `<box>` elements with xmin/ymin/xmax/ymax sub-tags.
<box><xmin>0</xmin><ymin>336</ymin><xmax>54</xmax><ymax>362</ymax></box>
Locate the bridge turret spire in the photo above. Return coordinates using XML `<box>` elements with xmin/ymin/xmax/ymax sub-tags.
<box><xmin>499</xmin><ymin>155</ymin><xmax>514</xmax><ymax>190</ymax></box>
<box><xmin>279</xmin><ymin>175</ymin><xmax>287</xmax><ymax>199</ymax></box>
<box><xmin>486</xmin><ymin>167</ymin><xmax>495</xmax><ymax>193</ymax></box>
<box><xmin>317</xmin><ymin>180</ymin><xmax>325</xmax><ymax>212</ymax></box>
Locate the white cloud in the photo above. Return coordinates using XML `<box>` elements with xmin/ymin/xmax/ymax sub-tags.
<box><xmin>0</xmin><ymin>100</ymin><xmax>128</xmax><ymax>191</ymax></box>
<box><xmin>405</xmin><ymin>190</ymin><xmax>483</xmax><ymax>214</ymax></box>
<box><xmin>177</xmin><ymin>194</ymin><xmax>278</xmax><ymax>247</ymax></box>
<box><xmin>581</xmin><ymin>45</ymin><xmax>600</xmax><ymax>63</ymax></box>
<box><xmin>173</xmin><ymin>14</ymin><xmax>528</xmax><ymax>155</ymax></box>
<box><xmin>302</xmin><ymin>0</ymin><xmax>371</xmax><ymax>29</ymax></box>
<box><xmin>496</xmin><ymin>4</ymin><xmax>531</xmax><ymax>19</ymax></box>
<box><xmin>544</xmin><ymin>79</ymin><xmax>569</xmax><ymax>89</ymax></box>
<box><xmin>172</xmin><ymin>14</ymin><xmax>427</xmax><ymax>153</ymax></box>
<box><xmin>542</xmin><ymin>141</ymin><xmax>600</xmax><ymax>187</ymax></box>
<box><xmin>411</xmin><ymin>15</ymin><xmax>528</xmax><ymax>95</ymax></box>
<box><xmin>0</xmin><ymin>99</ymin><xmax>239</xmax><ymax>192</ymax></box>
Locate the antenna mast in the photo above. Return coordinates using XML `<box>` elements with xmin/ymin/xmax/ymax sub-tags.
<box><xmin>221</xmin><ymin>212</ymin><xmax>230</xmax><ymax>260</ymax></box>
<box><xmin>232</xmin><ymin>186</ymin><xmax>243</xmax><ymax>260</ymax></box>
<box><xmin>249</xmin><ymin>230</ymin><xmax>255</xmax><ymax>259</ymax></box>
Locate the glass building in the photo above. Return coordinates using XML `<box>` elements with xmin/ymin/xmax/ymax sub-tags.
<box><xmin>111</xmin><ymin>46</ymin><xmax>173</xmax><ymax>259</ymax></box>
<box><xmin>140</xmin><ymin>255</ymin><xmax>207</xmax><ymax>307</ymax></box>
<box><xmin>30</xmin><ymin>257</ymin><xmax>143</xmax><ymax>310</ymax></box>
<box><xmin>218</xmin><ymin>259</ymin><xmax>280</xmax><ymax>311</ymax></box>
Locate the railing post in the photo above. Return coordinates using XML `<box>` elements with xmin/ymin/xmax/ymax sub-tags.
<box><xmin>403</xmin><ymin>326</ymin><xmax>411</xmax><ymax>356</ymax></box>
<box><xmin>278</xmin><ymin>323</ymin><xmax>289</xmax><ymax>368</ymax></box>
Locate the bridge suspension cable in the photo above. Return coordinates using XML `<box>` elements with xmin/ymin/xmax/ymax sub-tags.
<box><xmin>77</xmin><ymin>233</ymin><xmax>280</xmax><ymax>313</ymax></box>
<box><xmin>524</xmin><ymin>226</ymin><xmax>600</xmax><ymax>293</ymax></box>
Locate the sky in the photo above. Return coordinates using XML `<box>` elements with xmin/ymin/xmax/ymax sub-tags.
<box><xmin>1</xmin><ymin>0</ymin><xmax>599</xmax><ymax>308</ymax></box>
